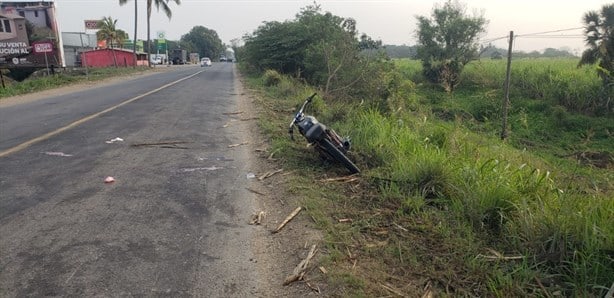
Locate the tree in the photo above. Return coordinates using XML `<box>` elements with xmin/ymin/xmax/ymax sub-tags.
<box><xmin>116</xmin><ymin>29</ymin><xmax>129</xmax><ymax>48</ymax></box>
<box><xmin>242</xmin><ymin>4</ymin><xmax>385</xmax><ymax>98</ymax></box>
<box><xmin>299</xmin><ymin>7</ymin><xmax>364</xmax><ymax>93</ymax></box>
<box><xmin>96</xmin><ymin>17</ymin><xmax>116</xmax><ymax>47</ymax></box>
<box><xmin>145</xmin><ymin>0</ymin><xmax>180</xmax><ymax>66</ymax></box>
<box><xmin>97</xmin><ymin>16</ymin><xmax>123</xmax><ymax>67</ymax></box>
<box><xmin>578</xmin><ymin>4</ymin><xmax>614</xmax><ymax>87</ymax></box>
<box><xmin>118</xmin><ymin>0</ymin><xmax>138</xmax><ymax>68</ymax></box>
<box><xmin>180</xmin><ymin>26</ymin><xmax>224</xmax><ymax>60</ymax></box>
<box><xmin>415</xmin><ymin>1</ymin><xmax>487</xmax><ymax>92</ymax></box>
<box><xmin>383</xmin><ymin>45</ymin><xmax>418</xmax><ymax>59</ymax></box>
<box><xmin>542</xmin><ymin>48</ymin><xmax>574</xmax><ymax>58</ymax></box>
<box><xmin>242</xmin><ymin>20</ymin><xmax>308</xmax><ymax>75</ymax></box>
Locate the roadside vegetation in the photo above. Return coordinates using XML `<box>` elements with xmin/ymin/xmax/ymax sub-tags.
<box><xmin>239</xmin><ymin>2</ymin><xmax>613</xmax><ymax>297</ymax></box>
<box><xmin>0</xmin><ymin>66</ymin><xmax>152</xmax><ymax>98</ymax></box>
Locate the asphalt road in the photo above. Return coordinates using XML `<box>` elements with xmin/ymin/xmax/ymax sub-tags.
<box><xmin>0</xmin><ymin>63</ymin><xmax>265</xmax><ymax>296</ymax></box>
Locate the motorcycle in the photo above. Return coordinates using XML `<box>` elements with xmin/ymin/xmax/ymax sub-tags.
<box><xmin>289</xmin><ymin>93</ymin><xmax>360</xmax><ymax>174</ymax></box>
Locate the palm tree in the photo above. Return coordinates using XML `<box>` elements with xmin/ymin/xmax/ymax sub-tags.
<box><xmin>97</xmin><ymin>16</ymin><xmax>120</xmax><ymax>67</ymax></box>
<box><xmin>115</xmin><ymin>29</ymin><xmax>129</xmax><ymax>66</ymax></box>
<box><xmin>97</xmin><ymin>17</ymin><xmax>117</xmax><ymax>47</ymax></box>
<box><xmin>116</xmin><ymin>30</ymin><xmax>129</xmax><ymax>48</ymax></box>
<box><xmin>578</xmin><ymin>4</ymin><xmax>614</xmax><ymax>87</ymax></box>
<box><xmin>119</xmin><ymin>0</ymin><xmax>137</xmax><ymax>67</ymax></box>
<box><xmin>146</xmin><ymin>0</ymin><xmax>180</xmax><ymax>66</ymax></box>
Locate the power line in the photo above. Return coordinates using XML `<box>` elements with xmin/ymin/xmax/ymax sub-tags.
<box><xmin>520</xmin><ymin>35</ymin><xmax>584</xmax><ymax>39</ymax></box>
<box><xmin>516</xmin><ymin>27</ymin><xmax>583</xmax><ymax>37</ymax></box>
<box><xmin>479</xmin><ymin>27</ymin><xmax>585</xmax><ymax>46</ymax></box>
<box><xmin>481</xmin><ymin>35</ymin><xmax>508</xmax><ymax>44</ymax></box>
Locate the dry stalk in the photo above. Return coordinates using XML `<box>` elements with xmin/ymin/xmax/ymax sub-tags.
<box><xmin>249</xmin><ymin>211</ymin><xmax>266</xmax><ymax>225</ymax></box>
<box><xmin>228</xmin><ymin>142</ymin><xmax>249</xmax><ymax>148</ymax></box>
<box><xmin>272</xmin><ymin>207</ymin><xmax>301</xmax><ymax>234</ymax></box>
<box><xmin>246</xmin><ymin>187</ymin><xmax>266</xmax><ymax>196</ymax></box>
<box><xmin>283</xmin><ymin>244</ymin><xmax>317</xmax><ymax>285</ymax></box>
<box><xmin>380</xmin><ymin>283</ymin><xmax>406</xmax><ymax>297</ymax></box>
<box><xmin>258</xmin><ymin>169</ymin><xmax>283</xmax><ymax>180</ymax></box>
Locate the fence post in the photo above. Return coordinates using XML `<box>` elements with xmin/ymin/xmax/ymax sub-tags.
<box><xmin>501</xmin><ymin>31</ymin><xmax>514</xmax><ymax>141</ymax></box>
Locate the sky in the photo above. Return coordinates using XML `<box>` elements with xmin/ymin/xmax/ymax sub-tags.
<box><xmin>54</xmin><ymin>0</ymin><xmax>611</xmax><ymax>54</ymax></box>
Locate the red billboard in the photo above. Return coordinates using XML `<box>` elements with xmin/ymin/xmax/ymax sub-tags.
<box><xmin>0</xmin><ymin>0</ymin><xmax>65</xmax><ymax>68</ymax></box>
<box><xmin>33</xmin><ymin>41</ymin><xmax>53</xmax><ymax>53</ymax></box>
<box><xmin>84</xmin><ymin>20</ymin><xmax>100</xmax><ymax>30</ymax></box>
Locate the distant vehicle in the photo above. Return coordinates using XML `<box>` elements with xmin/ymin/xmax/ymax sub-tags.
<box><xmin>225</xmin><ymin>48</ymin><xmax>235</xmax><ymax>62</ymax></box>
<box><xmin>200</xmin><ymin>57</ymin><xmax>212</xmax><ymax>67</ymax></box>
<box><xmin>150</xmin><ymin>55</ymin><xmax>162</xmax><ymax>65</ymax></box>
<box><xmin>170</xmin><ymin>49</ymin><xmax>187</xmax><ymax>65</ymax></box>
<box><xmin>189</xmin><ymin>52</ymin><xmax>200</xmax><ymax>64</ymax></box>
<box><xmin>219</xmin><ymin>56</ymin><xmax>227</xmax><ymax>62</ymax></box>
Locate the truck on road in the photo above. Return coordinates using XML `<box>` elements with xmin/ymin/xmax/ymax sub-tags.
<box><xmin>170</xmin><ymin>49</ymin><xmax>187</xmax><ymax>65</ymax></box>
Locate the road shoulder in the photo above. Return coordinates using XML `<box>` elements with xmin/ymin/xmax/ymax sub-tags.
<box><xmin>233</xmin><ymin>66</ymin><xmax>325</xmax><ymax>296</ymax></box>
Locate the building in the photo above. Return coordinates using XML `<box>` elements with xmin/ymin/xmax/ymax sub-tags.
<box><xmin>81</xmin><ymin>48</ymin><xmax>147</xmax><ymax>67</ymax></box>
<box><xmin>61</xmin><ymin>32</ymin><xmax>96</xmax><ymax>67</ymax></box>
<box><xmin>0</xmin><ymin>0</ymin><xmax>65</xmax><ymax>68</ymax></box>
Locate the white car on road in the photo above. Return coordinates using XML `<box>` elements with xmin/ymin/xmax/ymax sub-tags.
<box><xmin>150</xmin><ymin>56</ymin><xmax>162</xmax><ymax>65</ymax></box>
<box><xmin>200</xmin><ymin>57</ymin><xmax>212</xmax><ymax>67</ymax></box>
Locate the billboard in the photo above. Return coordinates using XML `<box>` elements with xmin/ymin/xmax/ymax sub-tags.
<box><xmin>0</xmin><ymin>0</ymin><xmax>65</xmax><ymax>68</ymax></box>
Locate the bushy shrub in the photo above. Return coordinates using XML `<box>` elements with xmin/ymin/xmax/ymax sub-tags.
<box><xmin>262</xmin><ymin>69</ymin><xmax>282</xmax><ymax>86</ymax></box>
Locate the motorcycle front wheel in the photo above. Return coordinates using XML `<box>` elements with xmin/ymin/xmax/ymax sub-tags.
<box><xmin>320</xmin><ymin>138</ymin><xmax>360</xmax><ymax>174</ymax></box>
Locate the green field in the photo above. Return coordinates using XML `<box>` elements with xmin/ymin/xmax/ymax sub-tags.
<box><xmin>245</xmin><ymin>57</ymin><xmax>613</xmax><ymax>296</ymax></box>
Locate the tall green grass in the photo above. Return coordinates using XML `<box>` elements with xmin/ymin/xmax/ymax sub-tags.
<box><xmin>398</xmin><ymin>58</ymin><xmax>611</xmax><ymax>115</ymax></box>
<box><xmin>467</xmin><ymin>58</ymin><xmax>607</xmax><ymax>114</ymax></box>
<box><xmin>244</xmin><ymin>59</ymin><xmax>613</xmax><ymax>296</ymax></box>
<box><xmin>349</xmin><ymin>106</ymin><xmax>613</xmax><ymax>295</ymax></box>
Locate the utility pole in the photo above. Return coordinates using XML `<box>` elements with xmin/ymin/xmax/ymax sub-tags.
<box><xmin>500</xmin><ymin>31</ymin><xmax>513</xmax><ymax>141</ymax></box>
<box><xmin>79</xmin><ymin>32</ymin><xmax>89</xmax><ymax>79</ymax></box>
<box><xmin>133</xmin><ymin>0</ymin><xmax>137</xmax><ymax>68</ymax></box>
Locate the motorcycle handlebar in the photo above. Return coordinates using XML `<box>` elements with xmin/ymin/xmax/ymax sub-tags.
<box><xmin>289</xmin><ymin>93</ymin><xmax>317</xmax><ymax>140</ymax></box>
<box><xmin>306</xmin><ymin>93</ymin><xmax>317</xmax><ymax>102</ymax></box>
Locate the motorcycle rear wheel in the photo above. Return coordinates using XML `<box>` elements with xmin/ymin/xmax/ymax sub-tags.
<box><xmin>320</xmin><ymin>138</ymin><xmax>360</xmax><ymax>174</ymax></box>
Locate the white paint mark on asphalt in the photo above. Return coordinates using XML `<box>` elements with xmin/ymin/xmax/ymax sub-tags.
<box><xmin>43</xmin><ymin>151</ymin><xmax>73</xmax><ymax>157</ymax></box>
<box><xmin>180</xmin><ymin>166</ymin><xmax>224</xmax><ymax>172</ymax></box>
<box><xmin>105</xmin><ymin>137</ymin><xmax>124</xmax><ymax>144</ymax></box>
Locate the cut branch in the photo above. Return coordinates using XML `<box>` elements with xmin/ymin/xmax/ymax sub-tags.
<box><xmin>228</xmin><ymin>142</ymin><xmax>249</xmax><ymax>148</ymax></box>
<box><xmin>246</xmin><ymin>187</ymin><xmax>266</xmax><ymax>196</ymax></box>
<box><xmin>131</xmin><ymin>141</ymin><xmax>191</xmax><ymax>147</ymax></box>
<box><xmin>258</xmin><ymin>169</ymin><xmax>283</xmax><ymax>180</ymax></box>
<box><xmin>283</xmin><ymin>244</ymin><xmax>317</xmax><ymax>285</ymax></box>
<box><xmin>272</xmin><ymin>207</ymin><xmax>301</xmax><ymax>234</ymax></box>
<box><xmin>318</xmin><ymin>175</ymin><xmax>359</xmax><ymax>183</ymax></box>
<box><xmin>380</xmin><ymin>283</ymin><xmax>406</xmax><ymax>297</ymax></box>
<box><xmin>249</xmin><ymin>211</ymin><xmax>266</xmax><ymax>225</ymax></box>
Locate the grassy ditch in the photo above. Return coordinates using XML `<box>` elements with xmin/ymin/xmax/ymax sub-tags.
<box><xmin>241</xmin><ymin>59</ymin><xmax>613</xmax><ymax>297</ymax></box>
<box><xmin>0</xmin><ymin>66</ymin><xmax>153</xmax><ymax>98</ymax></box>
